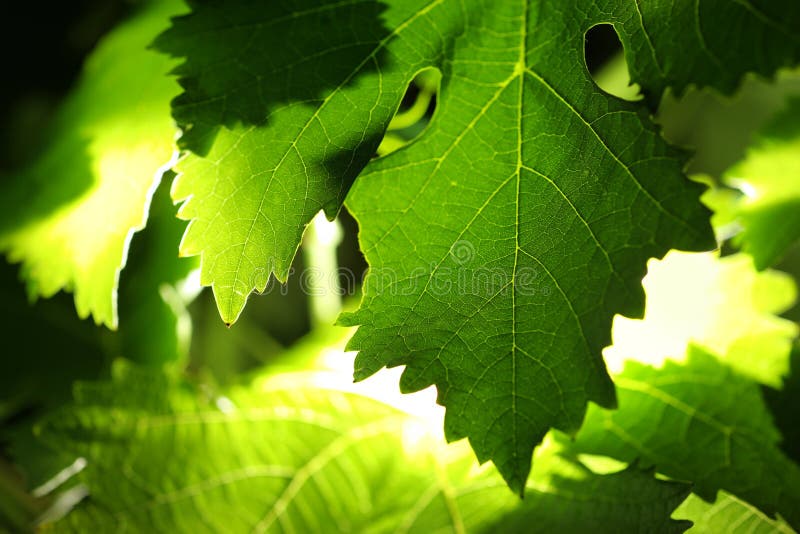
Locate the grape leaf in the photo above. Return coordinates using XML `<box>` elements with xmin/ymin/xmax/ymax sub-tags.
<box><xmin>572</xmin><ymin>346</ymin><xmax>800</xmax><ymax>529</ymax></box>
<box><xmin>153</xmin><ymin>0</ymin><xmax>799</xmax><ymax>324</ymax></box>
<box><xmin>674</xmin><ymin>491</ymin><xmax>795</xmax><ymax>534</ymax></box>
<box><xmin>33</xmin><ymin>357</ymin><xmax>690</xmax><ymax>533</ymax></box>
<box><xmin>720</xmin><ymin>98</ymin><xmax>800</xmax><ymax>269</ymax></box>
<box><xmin>152</xmin><ymin>0</ymin><xmax>424</xmax><ymax>324</ymax></box>
<box><xmin>0</xmin><ymin>0</ymin><xmax>184</xmax><ymax>328</ymax></box>
<box><xmin>153</xmin><ymin>0</ymin><xmax>800</xmax><ymax>490</ymax></box>
<box><xmin>620</xmin><ymin>1</ymin><xmax>800</xmax><ymax>105</ymax></box>
<box><xmin>341</xmin><ymin>1</ymin><xmax>723</xmax><ymax>494</ymax></box>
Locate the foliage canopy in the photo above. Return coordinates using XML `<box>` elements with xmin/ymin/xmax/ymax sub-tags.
<box><xmin>1</xmin><ymin>0</ymin><xmax>800</xmax><ymax>532</ymax></box>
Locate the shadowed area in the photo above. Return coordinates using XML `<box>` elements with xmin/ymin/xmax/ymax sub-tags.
<box><xmin>0</xmin><ymin>138</ymin><xmax>93</xmax><ymax>233</ymax></box>
<box><xmin>153</xmin><ymin>0</ymin><xmax>391</xmax><ymax>154</ymax></box>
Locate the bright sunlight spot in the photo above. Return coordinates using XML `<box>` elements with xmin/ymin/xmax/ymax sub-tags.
<box><xmin>606</xmin><ymin>250</ymin><xmax>797</xmax><ymax>386</ymax></box>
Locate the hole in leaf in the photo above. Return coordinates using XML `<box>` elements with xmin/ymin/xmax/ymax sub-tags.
<box><xmin>377</xmin><ymin>67</ymin><xmax>440</xmax><ymax>156</ymax></box>
<box><xmin>585</xmin><ymin>24</ymin><xmax>642</xmax><ymax>102</ymax></box>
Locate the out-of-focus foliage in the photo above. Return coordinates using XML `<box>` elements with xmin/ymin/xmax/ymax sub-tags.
<box><xmin>0</xmin><ymin>0</ymin><xmax>185</xmax><ymax>328</ymax></box>
<box><xmin>716</xmin><ymin>99</ymin><xmax>800</xmax><ymax>269</ymax></box>
<box><xmin>1</xmin><ymin>0</ymin><xmax>800</xmax><ymax>532</ymax></box>
<box><xmin>606</xmin><ymin>251</ymin><xmax>797</xmax><ymax>387</ymax></box>
<box><xmin>674</xmin><ymin>491</ymin><xmax>794</xmax><ymax>534</ymax></box>
<box><xmin>32</xmin><ymin>338</ymin><xmax>691</xmax><ymax>533</ymax></box>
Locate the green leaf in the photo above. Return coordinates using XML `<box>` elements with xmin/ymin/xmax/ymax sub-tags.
<box><xmin>153</xmin><ymin>0</ymin><xmax>426</xmax><ymax>324</ymax></box>
<box><xmin>720</xmin><ymin>98</ymin><xmax>800</xmax><ymax>269</ymax></box>
<box><xmin>152</xmin><ymin>0</ymin><xmax>800</xmax><ymax>326</ymax></box>
<box><xmin>36</xmin><ymin>358</ymin><xmax>690</xmax><ymax>533</ymax></box>
<box><xmin>341</xmin><ymin>1</ymin><xmax>723</xmax><ymax>494</ymax></box>
<box><xmin>655</xmin><ymin>68</ymin><xmax>800</xmax><ymax>178</ymax></box>
<box><xmin>106</xmin><ymin>176</ymin><xmax>199</xmax><ymax>365</ymax></box>
<box><xmin>765</xmin><ymin>345</ymin><xmax>800</xmax><ymax>464</ymax></box>
<box><xmin>0</xmin><ymin>180</ymin><xmax>198</xmax><ymax>420</ymax></box>
<box><xmin>572</xmin><ymin>347</ymin><xmax>800</xmax><ymax>530</ymax></box>
<box><xmin>0</xmin><ymin>0</ymin><xmax>185</xmax><ymax>328</ymax></box>
<box><xmin>674</xmin><ymin>491</ymin><xmax>795</xmax><ymax>534</ymax></box>
<box><xmin>605</xmin><ymin>251</ymin><xmax>798</xmax><ymax>388</ymax></box>
<box><xmin>620</xmin><ymin>1</ymin><xmax>800</xmax><ymax>105</ymax></box>
<box><xmin>485</xmin><ymin>454</ymin><xmax>691</xmax><ymax>534</ymax></box>
<box><xmin>152</xmin><ymin>0</ymin><xmax>800</xmax><ymax>490</ymax></box>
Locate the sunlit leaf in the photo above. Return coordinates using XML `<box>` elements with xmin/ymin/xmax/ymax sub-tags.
<box><xmin>35</xmin><ymin>348</ymin><xmax>690</xmax><ymax>533</ymax></box>
<box><xmin>674</xmin><ymin>491</ymin><xmax>794</xmax><ymax>534</ymax></box>
<box><xmin>573</xmin><ymin>347</ymin><xmax>800</xmax><ymax>529</ymax></box>
<box><xmin>0</xmin><ymin>0</ymin><xmax>185</xmax><ymax>328</ymax></box>
<box><xmin>606</xmin><ymin>251</ymin><xmax>798</xmax><ymax>387</ymax></box>
<box><xmin>720</xmin><ymin>98</ymin><xmax>800</xmax><ymax>269</ymax></box>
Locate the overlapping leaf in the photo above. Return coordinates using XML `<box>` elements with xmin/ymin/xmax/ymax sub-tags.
<box><xmin>154</xmin><ymin>0</ymin><xmax>800</xmax><ymax>491</ymax></box>
<box><xmin>153</xmin><ymin>1</ymin><xmax>800</xmax><ymax>325</ymax></box>
<box><xmin>620</xmin><ymin>0</ymin><xmax>800</xmax><ymax>104</ymax></box>
<box><xmin>0</xmin><ymin>0</ymin><xmax>185</xmax><ymax>328</ymax></box>
<box><xmin>153</xmin><ymin>0</ymin><xmax>436</xmax><ymax>324</ymax></box>
<box><xmin>33</xmin><ymin>353</ymin><xmax>691</xmax><ymax>533</ymax></box>
<box><xmin>572</xmin><ymin>347</ymin><xmax>800</xmax><ymax>529</ymax></box>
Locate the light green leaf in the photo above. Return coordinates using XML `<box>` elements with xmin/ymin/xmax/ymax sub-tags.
<box><xmin>153</xmin><ymin>0</ymin><xmax>433</xmax><ymax>324</ymax></box>
<box><xmin>152</xmin><ymin>0</ymin><xmax>800</xmax><ymax>491</ymax></box>
<box><xmin>36</xmin><ymin>356</ymin><xmax>691</xmax><ymax>533</ymax></box>
<box><xmin>721</xmin><ymin>98</ymin><xmax>800</xmax><ymax>269</ymax></box>
<box><xmin>674</xmin><ymin>491</ymin><xmax>795</xmax><ymax>534</ymax></box>
<box><xmin>0</xmin><ymin>0</ymin><xmax>185</xmax><ymax>328</ymax></box>
<box><xmin>606</xmin><ymin>251</ymin><xmax>798</xmax><ymax>387</ymax></box>
<box><xmin>572</xmin><ymin>347</ymin><xmax>800</xmax><ymax>530</ymax></box>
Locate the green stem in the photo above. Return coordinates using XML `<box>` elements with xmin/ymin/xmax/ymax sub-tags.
<box><xmin>302</xmin><ymin>212</ymin><xmax>343</xmax><ymax>326</ymax></box>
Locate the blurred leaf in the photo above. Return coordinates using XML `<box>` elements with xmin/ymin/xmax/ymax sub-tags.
<box><xmin>0</xmin><ymin>0</ymin><xmax>185</xmax><ymax>328</ymax></box>
<box><xmin>606</xmin><ymin>251</ymin><xmax>797</xmax><ymax>388</ymax></box>
<box><xmin>764</xmin><ymin>344</ymin><xmax>800</xmax><ymax>464</ymax></box>
<box><xmin>573</xmin><ymin>347</ymin><xmax>800</xmax><ymax>530</ymax></box>
<box><xmin>0</xmin><ymin>456</ymin><xmax>46</xmax><ymax>533</ymax></box>
<box><xmin>0</xmin><ymin>260</ymin><xmax>107</xmax><ymax>420</ymax></box>
<box><xmin>1</xmin><ymin>176</ymin><xmax>197</xmax><ymax>501</ymax></box>
<box><xmin>720</xmin><ymin>98</ymin><xmax>800</xmax><ymax>269</ymax></box>
<box><xmin>35</xmin><ymin>351</ymin><xmax>689</xmax><ymax>532</ymax></box>
<box><xmin>657</xmin><ymin>69</ymin><xmax>800</xmax><ymax>177</ymax></box>
<box><xmin>106</xmin><ymin>176</ymin><xmax>199</xmax><ymax>366</ymax></box>
<box><xmin>674</xmin><ymin>491</ymin><xmax>794</xmax><ymax>534</ymax></box>
<box><xmin>0</xmin><ymin>179</ymin><xmax>197</xmax><ymax>421</ymax></box>
<box><xmin>591</xmin><ymin>52</ymin><xmax>642</xmax><ymax>102</ymax></box>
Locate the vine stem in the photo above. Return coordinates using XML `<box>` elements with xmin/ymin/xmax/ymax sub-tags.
<box><xmin>302</xmin><ymin>211</ymin><xmax>343</xmax><ymax>326</ymax></box>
